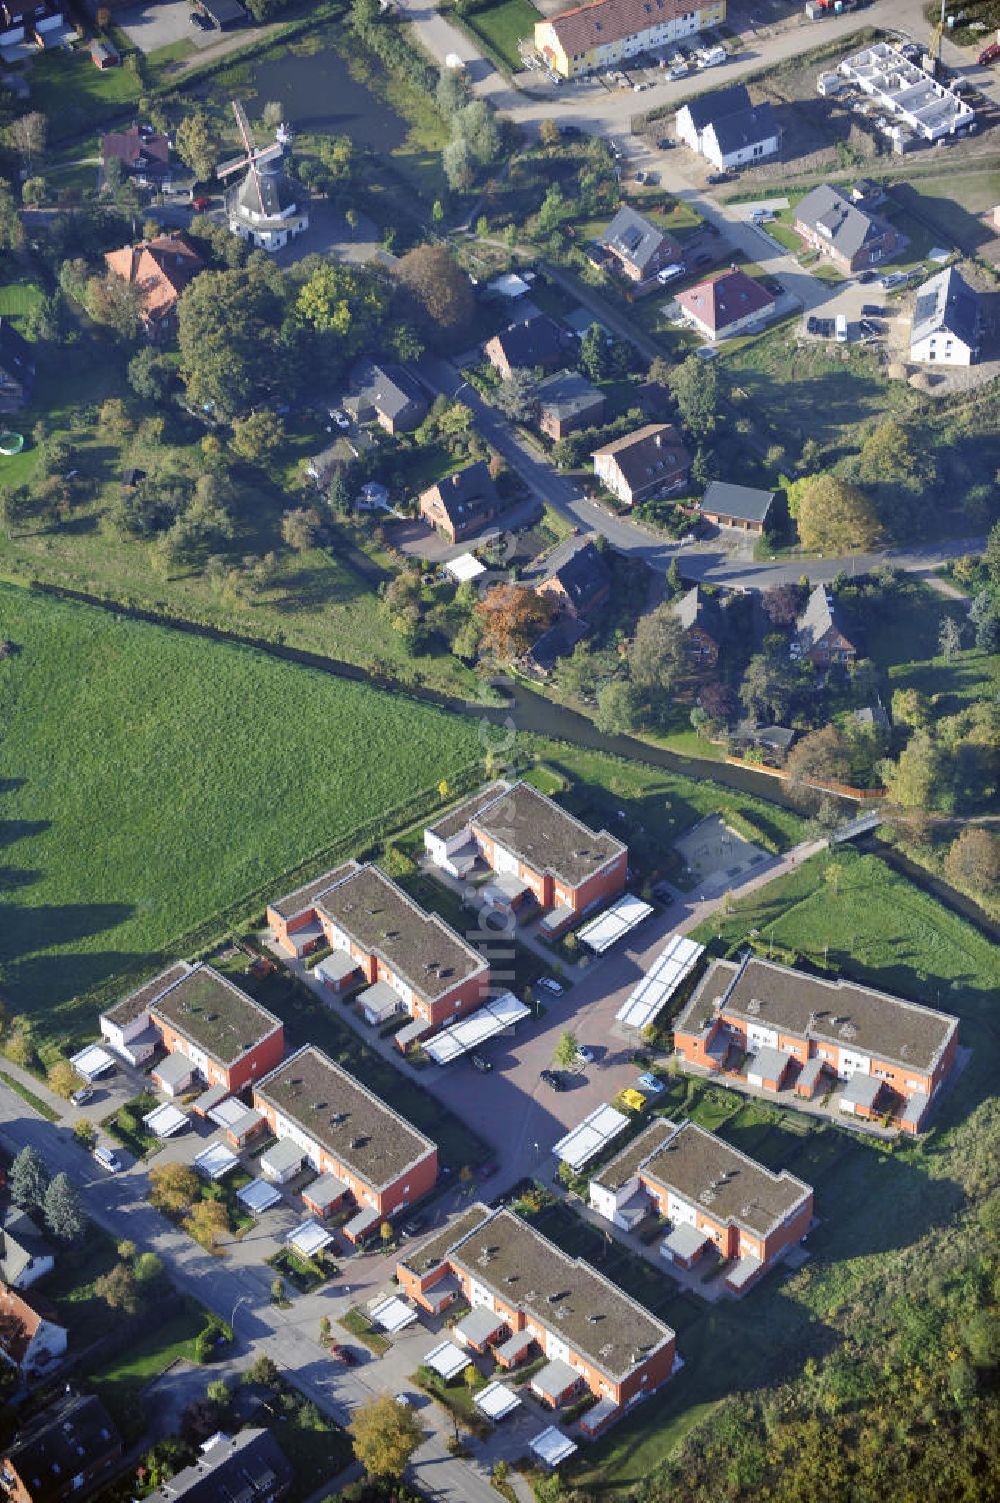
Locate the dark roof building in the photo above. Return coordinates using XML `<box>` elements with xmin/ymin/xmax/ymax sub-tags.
<box><xmin>348</xmin><ymin>360</ymin><xmax>427</xmax><ymax>434</ymax></box>
<box><xmin>535</xmin><ymin>368</ymin><xmax>605</xmax><ymax>440</ymax></box>
<box><xmin>195</xmin><ymin>0</ymin><xmax>247</xmax><ymax>28</ymax></box>
<box><xmin>593</xmin><ymin>422</ymin><xmax>691</xmax><ymax>506</ymax></box>
<box><xmin>794</xmin><ymin>183</ymin><xmax>899</xmax><ymax>274</ymax></box>
<box><xmin>0</xmin><ymin>317</ymin><xmax>34</xmax><ymax>413</ymax></box>
<box><xmin>673</xmin><ymin>586</ymin><xmax>722</xmax><ymax>669</ymax></box>
<box><xmin>100</xmin><ymin>125</ymin><xmax>171</xmax><ymax>181</ymax></box>
<box><xmin>600</xmin><ymin>205</ymin><xmax>682</xmax><ymax>285</ymax></box>
<box><xmin>793</xmin><ymin>584</ymin><xmax>857</xmax><ymax>666</ymax></box>
<box><xmin>1</xmin><ymin>1395</ymin><xmax>123</xmax><ymax>1503</ymax></box>
<box><xmin>419</xmin><ymin>460</ymin><xmax>500</xmax><ymax>544</ymax></box>
<box><xmin>700</xmin><ymin>480</ymin><xmax>775</xmax><ymax>534</ymax></box>
<box><xmin>677</xmin><ymin>83</ymin><xmax>753</xmax><ymax>137</ymax></box>
<box><xmin>535</xmin><ymin>535</ymin><xmax>612</xmax><ymax>617</ymax></box>
<box><xmin>484</xmin><ymin>313</ymin><xmax>567</xmax><ymax>379</ymax></box>
<box><xmin>152</xmin><ymin>1429</ymin><xmax>291</xmax><ymax>1501</ymax></box>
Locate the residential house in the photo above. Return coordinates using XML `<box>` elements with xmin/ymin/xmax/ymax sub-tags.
<box><xmin>345</xmin><ymin>360</ymin><xmax>428</xmax><ymax>435</ymax></box>
<box><xmin>731</xmin><ymin>721</ymin><xmax>796</xmax><ymax>766</ymax></box>
<box><xmin>536</xmin><ymin>369</ymin><xmax>605</xmax><ymax>440</ymax></box>
<box><xmin>0</xmin><ymin>1286</ymin><xmax>67</xmax><ymax>1378</ymax></box>
<box><xmin>266</xmin><ymin>861</ymin><xmax>490</xmax><ymax>1037</ymax></box>
<box><xmin>90</xmin><ymin>40</ymin><xmax>119</xmax><ymax>69</ymax></box>
<box><xmin>909</xmin><ymin>266</ymin><xmax>981</xmax><ymax>366</ymax></box>
<box><xmin>590</xmin><ymin>1118</ymin><xmax>813</xmax><ymax>1293</ymax></box>
<box><xmin>99</xmin><ymin>962</ymin><xmax>285</xmax><ymax>1094</ymax></box>
<box><xmin>0</xmin><ymin>1209</ymin><xmax>53</xmax><ymax>1291</ymax></box>
<box><xmin>419</xmin><ymin>460</ymin><xmax>500</xmax><ymax>544</ymax></box>
<box><xmin>675</xmin><ymin>84</ymin><xmax>779</xmax><ymax>169</ymax></box>
<box><xmin>673</xmin><ymin>953</ymin><xmax>959</xmax><ymax>1132</ymax></box>
<box><xmin>0</xmin><ymin>3</ymin><xmax>46</xmax><ymax>49</ymax></box>
<box><xmin>673</xmin><ymin>586</ymin><xmax>721</xmax><ymax>670</ymax></box>
<box><xmin>398</xmin><ymin>1204</ymin><xmax>677</xmax><ymax>1423</ymax></box>
<box><xmin>150</xmin><ymin>1429</ymin><xmax>291</xmax><ymax>1502</ymax></box>
<box><xmin>253</xmin><ymin>1045</ymin><xmax>438</xmax><ymax>1225</ymax></box>
<box><xmin>103</xmin><ymin>232</ymin><xmax>204</xmax><ymax>338</ymax></box>
<box><xmin>305</xmin><ymin>429</ymin><xmax>376</xmax><ymax>491</ymax></box>
<box><xmin>793</xmin><ymin>183</ymin><xmax>899</xmax><ymax>275</ymax></box>
<box><xmin>0</xmin><ymin>319</ymin><xmax>34</xmax><ymax>413</ymax></box>
<box><xmin>424</xmin><ymin>780</ymin><xmax>627</xmax><ymax>934</ymax></box>
<box><xmin>100</xmin><ymin>125</ymin><xmax>172</xmax><ymax>188</ymax></box>
<box><xmin>534</xmin><ymin>0</ymin><xmax>724</xmax><ymax>80</ymax></box>
<box><xmin>699</xmin><ymin>479</ymin><xmax>775</xmax><ymax>534</ymax></box>
<box><xmin>484</xmin><ymin>313</ymin><xmax>567</xmax><ymax>380</ymax></box>
<box><xmin>521</xmin><ymin>617</ymin><xmax>588</xmax><ymax>678</ymax></box>
<box><xmin>593</xmin><ymin>422</ymin><xmax>691</xmax><ymax>505</ymax></box>
<box><xmin>599</xmin><ymin>205</ymin><xmax>684</xmax><ymax>289</ymax></box>
<box><xmin>793</xmin><ymin>584</ymin><xmax>856</xmax><ymax>667</ymax></box>
<box><xmin>0</xmin><ymin>1394</ymin><xmax>123</xmax><ymax>1503</ymax></box>
<box><xmin>535</xmin><ymin>535</ymin><xmax>612</xmax><ymax>618</ymax></box>
<box><xmin>675</xmin><ymin>268</ymin><xmax>776</xmax><ymax>342</ymax></box>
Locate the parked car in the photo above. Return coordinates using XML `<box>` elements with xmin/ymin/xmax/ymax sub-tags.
<box><xmin>471</xmin><ymin>1053</ymin><xmax>492</xmax><ymax>1073</ymax></box>
<box><xmin>656</xmin><ymin>137</ymin><xmax>675</xmax><ymax>150</ymax></box>
<box><xmin>191</xmin><ymin>195</ymin><xmax>210</xmax><ymax>211</ymax></box>
<box><xmin>636</xmin><ymin>1072</ymin><xmax>666</xmax><ymax>1095</ymax></box>
<box><xmin>190</xmin><ymin>10</ymin><xmax>212</xmax><ymax>28</ymax></box>
<box><xmin>537</xmin><ymin>976</ymin><xmax>564</xmax><ymax>996</ymax></box>
<box><xmin>70</xmin><ymin>1086</ymin><xmax>94</xmax><ymax>1108</ymax></box>
<box><xmin>93</xmin><ymin>1145</ymin><xmax>121</xmax><ymax>1172</ymax></box>
<box><xmin>656</xmin><ymin>263</ymin><xmax>686</xmax><ymax>285</ymax></box>
<box><xmin>861</xmin><ymin>303</ymin><xmax>887</xmax><ymax>316</ymax></box>
<box><xmin>402</xmin><ymin>1214</ymin><xmax>427</xmax><ymax>1238</ymax></box>
<box><xmin>634</xmin><ymin>170</ymin><xmax>649</xmax><ymax>185</ymax></box>
<box><xmin>706</xmin><ymin>172</ymin><xmax>732</xmax><ymax>185</ymax></box>
<box><xmin>576</xmin><ymin>1046</ymin><xmax>595</xmax><ymax>1065</ymax></box>
<box><xmin>668</xmin><ymin>64</ymin><xmax>688</xmax><ymax>80</ymax></box>
<box><xmin>541</xmin><ymin>1069</ymin><xmax>566</xmax><ymax>1091</ymax></box>
<box><xmin>651</xmin><ymin>881</ymin><xmax>674</xmax><ymax>905</ymax></box>
<box><xmin>857</xmin><ymin>270</ymin><xmax>876</xmax><ymax>283</ymax></box>
<box><xmin>329</xmin><ymin>408</ymin><xmax>350</xmax><ymax>429</ymax></box>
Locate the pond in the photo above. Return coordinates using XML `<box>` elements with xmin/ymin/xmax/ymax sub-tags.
<box><xmin>241</xmin><ymin>45</ymin><xmax>409</xmax><ymax>154</ymax></box>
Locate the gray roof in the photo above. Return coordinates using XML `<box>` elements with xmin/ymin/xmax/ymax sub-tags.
<box><xmin>154</xmin><ymin>1051</ymin><xmax>195</xmax><ymax>1089</ymax></box>
<box><xmin>539</xmin><ymin>535</ymin><xmax>611</xmax><ymax>614</ymax></box>
<box><xmin>701</xmin><ymin>480</ymin><xmax>775</xmax><ymax>525</ymax></box>
<box><xmin>0</xmin><ymin>1210</ymin><xmax>50</xmax><ymax>1286</ymax></box>
<box><xmin>536</xmin><ymin>368</ymin><xmax>604</xmax><ymax>423</ymax></box>
<box><xmin>841</xmin><ymin>1071</ymin><xmax>885</xmax><ymax>1109</ymax></box>
<box><xmin>488</xmin><ymin>312</ymin><xmax>565</xmax><ymax>368</ymax></box>
<box><xmin>695</xmin><ymin>955</ymin><xmax>958</xmax><ymax>1074</ymax></box>
<box><xmin>901</xmin><ymin>1090</ymin><xmax>930</xmax><ymax>1126</ymax></box>
<box><xmin>795</xmin><ymin>183</ymin><xmax>883</xmax><ymax>260</ymax></box>
<box><xmin>796</xmin><ymin>1055</ymin><xmax>827</xmax><ymax>1090</ymax></box>
<box><xmin>261</xmin><ymin>1137</ymin><xmax>306</xmax><ymax>1174</ymax></box>
<box><xmin>231</xmin><ymin>156</ymin><xmax>299</xmax><ymax>221</ymax></box>
<box><xmin>303</xmin><ymin>1171</ymin><xmax>349</xmax><ymax>1205</ymax></box>
<box><xmin>910</xmin><ymin>266</ymin><xmax>980</xmax><ymax>351</ymax></box>
<box><xmin>662</xmin><ymin>1221</ymin><xmax>711</xmax><ymax>1261</ymax></box>
<box><xmin>152</xmin><ymin>1428</ymin><xmax>291</xmax><ymax>1503</ymax></box>
<box><xmin>680</xmin><ymin>83</ymin><xmax>752</xmax><ymax>132</ymax></box>
<box><xmin>708</xmin><ymin>101</ymin><xmax>778</xmax><ymax>155</ymax></box>
<box><xmin>748</xmin><ymin>1045</ymin><xmax>793</xmax><ymax>1084</ymax></box>
<box><xmin>420</xmin><ymin>460</ymin><xmax>498</xmax><ymax>530</ymax></box>
<box><xmin>6</xmin><ymin>1396</ymin><xmax>120</xmax><ymax>1502</ymax></box>
<box><xmin>254</xmin><ymin>1044</ymin><xmax>436</xmax><ymax>1193</ymax></box>
<box><xmin>593</xmin><ymin>422</ymin><xmax>691</xmax><ymax>490</ymax></box>
<box><xmin>268</xmin><ymin>864</ymin><xmax>357</xmax><ymax>922</ymax></box>
<box><xmin>425</xmin><ymin>783</ymin><xmax>509</xmax><ymax>844</ymax></box>
<box><xmin>103</xmin><ymin>962</ymin><xmax>191</xmax><ymax>1028</ymax></box>
<box><xmin>531</xmin><ymin>1357</ymin><xmax>582</xmax><ymax>1400</ymax></box>
<box><xmin>467</xmin><ymin>780</ymin><xmax>625</xmax><ymax>891</ymax></box>
<box><xmin>352</xmin><ymin>359</ymin><xmax>426</xmax><ymax>422</ymax></box>
<box><xmin>795</xmin><ymin>584</ymin><xmax>845</xmax><ymax>653</ymax></box>
<box><xmin>601</xmin><ymin>205</ymin><xmax>672</xmax><ymax>275</ymax></box>
<box><xmin>150</xmin><ymin>964</ymin><xmax>282</xmax><ymax>1070</ymax></box>
<box><xmin>673</xmin><ymin>585</ymin><xmax>721</xmax><ymax>637</ymax></box>
<box><xmin>455</xmin><ymin>1306</ymin><xmax>508</xmax><ymax>1345</ymax></box>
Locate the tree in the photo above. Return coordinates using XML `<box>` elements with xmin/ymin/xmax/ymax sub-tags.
<box><xmin>43</xmin><ymin>1173</ymin><xmax>86</xmax><ymax>1242</ymax></box>
<box><xmin>319</xmin><ymin>1314</ymin><xmax>332</xmax><ymax>1345</ymax></box>
<box><xmin>178</xmin><ymin>265</ymin><xmax>291</xmax><ymax>419</ymax></box>
<box><xmin>945</xmin><ymin>827</ymin><xmax>1000</xmax><ymax>894</ymax></box>
<box><xmin>5</xmin><ymin>112</ymin><xmax>46</xmax><ymax>175</ymax></box>
<box><xmin>739</xmin><ymin>650</ymin><xmax>800</xmax><ymax>724</ymax></box>
<box><xmin>552</xmin><ymin>1030</ymin><xmax>580</xmax><ymax>1070</ymax></box>
<box><xmin>46</xmin><ymin>1059</ymin><xmax>82</xmax><ymax>1099</ymax></box>
<box><xmin>21</xmin><ymin>176</ymin><xmax>45</xmax><ymax>207</ymax></box>
<box><xmin>856</xmin><ymin>419</ymin><xmax>922</xmax><ymax>488</ymax></box>
<box><xmin>785</xmin><ymin>725</ymin><xmax>852</xmax><ymax>806</ymax></box>
<box><xmin>117</xmin><ymin>1239</ymin><xmax>137</xmax><ymax>1262</ymax></box>
<box><xmin>984</xmin><ymin>519</ymin><xmax>1000</xmax><ymax>588</ymax></box>
<box><xmin>244</xmin><ymin>1353</ymin><xmax>281</xmax><ymax>1389</ymax></box>
<box><xmin>394</xmin><ymin>245</ymin><xmax>475</xmax><ymax>341</ymax></box>
<box><xmin>176</xmin><ymin>111</ymin><xmax>219</xmax><ymax>182</ymax></box>
<box><xmin>538</xmin><ymin>118</ymin><xmax>561</xmax><ymax>147</ymax></box>
<box><xmin>595</xmin><ymin>679</ymin><xmax>640</xmax><ymax>734</ymax></box>
<box><xmin>578</xmin><ymin>322</ymin><xmax>611</xmax><ymax>383</ymax></box>
<box><xmin>73</xmin><ymin>1120</ymin><xmax>97</xmax><ymax>1150</ymax></box>
<box><xmin>349</xmin><ymin>1394</ymin><xmax>423</xmax><ymax>1479</ymax></box>
<box><xmin>148</xmin><ymin>1162</ymin><xmax>199</xmax><ymax>1216</ymax></box>
<box><xmin>232</xmin><ymin>409</ymin><xmax>284</xmax><ymax>465</ymax></box>
<box><xmin>128</xmin><ymin>347</ymin><xmax>174</xmax><ymax>405</ymax></box>
<box><xmin>455</xmin><ymin>100</ymin><xmax>501</xmax><ymax>165</ymax></box>
<box><xmin>882</xmin><ymin>730</ymin><xmax>952</xmax><ymax>811</ymax></box>
<box><xmin>94</xmin><ymin>1263</ymin><xmax>140</xmax><ymax>1315</ymax></box>
<box><xmin>134</xmin><ymin>1251</ymin><xmax>165</xmax><ymax>1285</ymax></box>
<box><xmin>184</xmin><ymin>1199</ymin><xmax>228</xmax><ymax>1252</ymax></box>
<box><xmin>475</xmin><ymin>583</ymin><xmax>555</xmax><ymax>661</ymax></box>
<box><xmin>281</xmin><ymin>506</ymin><xmax>322</xmax><ymax>551</ymax></box>
<box><xmin>87</xmin><ymin>272</ymin><xmax>145</xmax><ymax>341</ymax></box>
<box><xmin>969</xmin><ymin>590</ymin><xmax>1000</xmax><ymax>653</ymax></box>
<box><xmin>699</xmin><ymin>680</ymin><xmax>738</xmax><ymax>726</ymax></box>
<box><xmin>762</xmin><ymin>582</ymin><xmax>804</xmax><ymax>629</ymax></box>
<box><xmin>262</xmin><ymin>100</ymin><xmax>284</xmax><ymax>130</ymax></box>
<box><xmin>890</xmin><ymin>687</ymin><xmax>931</xmax><ymax>732</ymax></box>
<box><xmin>628</xmin><ymin>603</ymin><xmax>684</xmax><ymax>695</ymax></box>
<box><xmin>442</xmin><ymin>137</ymin><xmax>474</xmax><ymax>192</ymax></box>
<box><xmin>796</xmin><ymin>475</ymin><xmax>881</xmax><ymax>555</ymax></box>
<box><xmin>10</xmin><ymin>1146</ymin><xmax>49</xmax><ymax>1212</ymax></box>
<box><xmin>493</xmin><ymin>367</ymin><xmax>538</xmax><ymax>422</ymax></box>
<box><xmin>938</xmin><ymin>616</ymin><xmax>963</xmax><ymax>661</ymax></box>
<box><xmin>669</xmin><ymin>354</ymin><xmax>718</xmax><ymax>438</ymax></box>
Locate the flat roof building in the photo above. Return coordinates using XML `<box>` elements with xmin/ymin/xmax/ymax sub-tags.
<box><xmin>254</xmin><ymin>1044</ymin><xmax>438</xmax><ymax>1220</ymax></box>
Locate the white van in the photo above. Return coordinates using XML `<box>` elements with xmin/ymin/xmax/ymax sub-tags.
<box><xmin>835</xmin><ymin>314</ymin><xmax>848</xmax><ymax>343</ymax></box>
<box><xmin>699</xmin><ymin>46</ymin><xmax>727</xmax><ymax>68</ymax></box>
<box><xmin>94</xmin><ymin>1144</ymin><xmax>122</xmax><ymax>1172</ymax></box>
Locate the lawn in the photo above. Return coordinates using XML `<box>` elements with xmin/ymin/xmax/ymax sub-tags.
<box><xmin>89</xmin><ymin>1300</ymin><xmax>209</xmax><ymax>1442</ymax></box>
<box><xmin>103</xmin><ymin>1092</ymin><xmax>163</xmax><ymax>1160</ymax></box>
<box><xmin>0</xmin><ymin>277</ymin><xmax>44</xmax><ymax>333</ymax></box>
<box><xmin>28</xmin><ymin>47</ymin><xmax>143</xmax><ymax>142</ymax></box>
<box><xmin>0</xmin><ymin>585</ymin><xmax>484</xmax><ymax>1046</ymax></box>
<box><xmin>456</xmin><ymin>0</ymin><xmax>540</xmax><ymax>72</ymax></box>
<box><xmin>339</xmin><ymin>1305</ymin><xmax>390</xmax><ymax>1353</ymax></box>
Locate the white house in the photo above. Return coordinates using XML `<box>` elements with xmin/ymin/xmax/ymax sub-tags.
<box><xmin>676</xmin><ymin>84</ymin><xmax>780</xmax><ymax>168</ymax></box>
<box><xmin>0</xmin><ymin>1287</ymin><xmax>67</xmax><ymax>1377</ymax></box>
<box><xmin>909</xmin><ymin>266</ymin><xmax>981</xmax><ymax>367</ymax></box>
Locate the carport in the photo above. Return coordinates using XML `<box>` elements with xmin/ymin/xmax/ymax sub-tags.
<box><xmin>577</xmin><ymin>894</ymin><xmax>654</xmax><ymax>954</ymax></box>
<box><xmin>70</xmin><ymin>1044</ymin><xmax>116</xmax><ymax>1081</ymax></box>
<box><xmin>423</xmin><ymin>1340</ymin><xmax>470</xmax><ymax>1381</ymax></box>
<box><xmin>143</xmin><ymin>1102</ymin><xmax>189</xmax><ymax>1139</ymax></box>
<box><xmin>301</xmin><ymin>1172</ymin><xmax>350</xmax><ymax>1217</ymax></box>
<box><xmin>194</xmin><ymin>1142</ymin><xmax>240</xmax><ymax>1181</ymax></box>
<box><xmin>616</xmin><ymin>934</ymin><xmax>705</xmax><ymax>1031</ymax></box>
<box><xmin>553</xmin><ymin>1104</ymin><xmax>630</xmax><ymax>1172</ymax></box>
<box><xmin>237</xmin><ymin>1177</ymin><xmax>282</xmax><ymax>1215</ymax></box>
<box><xmin>287</xmin><ymin>1220</ymin><xmax>334</xmax><ymax>1258</ymax></box>
<box><xmin>475</xmin><ymin>1381</ymin><xmax>521</xmax><ymax>1423</ymax></box>
<box><xmin>370</xmin><ymin>1294</ymin><xmax>418</xmax><ymax>1334</ymax></box>
<box><xmin>424</xmin><ymin>991</ymin><xmax>530</xmax><ymax>1065</ymax></box>
<box><xmin>530</xmin><ymin>1426</ymin><xmax>577</xmax><ymax>1468</ymax></box>
<box><xmin>152</xmin><ymin>1052</ymin><xmax>195</xmax><ymax>1098</ymax></box>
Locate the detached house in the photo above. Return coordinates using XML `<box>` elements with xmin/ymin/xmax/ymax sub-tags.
<box><xmin>536</xmin><ymin>369</ymin><xmax>605</xmax><ymax>440</ymax></box>
<box><xmin>674</xmin><ymin>954</ymin><xmax>959</xmax><ymax>1133</ymax></box>
<box><xmin>424</xmin><ymin>779</ymin><xmax>627</xmax><ymax>933</ymax></box>
<box><xmin>793</xmin><ymin>183</ymin><xmax>899</xmax><ymax>275</ymax></box>
<box><xmin>909</xmin><ymin>266</ymin><xmax>981</xmax><ymax>367</ymax></box>
<box><xmin>0</xmin><ymin>1287</ymin><xmax>66</xmax><ymax>1379</ymax></box>
<box><xmin>673</xmin><ymin>586</ymin><xmax>721</xmax><ymax>670</ymax></box>
<box><xmin>676</xmin><ymin>84</ymin><xmax>780</xmax><ymax>168</ymax></box>
<box><xmin>398</xmin><ymin>1204</ymin><xmax>677</xmax><ymax>1426</ymax></box>
<box><xmin>590</xmin><ymin>1118</ymin><xmax>813</xmax><ymax>1293</ymax></box>
<box><xmin>0</xmin><ymin>1210</ymin><xmax>53</xmax><ymax>1292</ymax></box>
<box><xmin>793</xmin><ymin>584</ymin><xmax>856</xmax><ymax>667</ymax></box>
<box><xmin>419</xmin><ymin>460</ymin><xmax>500</xmax><ymax>544</ymax></box>
<box><xmin>535</xmin><ymin>535</ymin><xmax>611</xmax><ymax>618</ymax></box>
<box><xmin>104</xmin><ymin>232</ymin><xmax>204</xmax><ymax>339</ymax></box>
<box><xmin>100</xmin><ymin>125</ymin><xmax>173</xmax><ymax>188</ymax></box>
<box><xmin>0</xmin><ymin>319</ymin><xmax>34</xmax><ymax>413</ymax></box>
<box><xmin>484</xmin><ymin>313</ymin><xmax>567</xmax><ymax>380</ymax></box>
<box><xmin>599</xmin><ymin>205</ymin><xmax>684</xmax><ymax>289</ymax></box>
<box><xmin>676</xmin><ymin>268</ymin><xmax>775</xmax><ymax>342</ymax></box>
<box><xmin>593</xmin><ymin>422</ymin><xmax>691</xmax><ymax>506</ymax></box>
<box><xmin>150</xmin><ymin>1429</ymin><xmax>291</xmax><ymax>1503</ymax></box>
<box><xmin>345</xmin><ymin>360</ymin><xmax>427</xmax><ymax>435</ymax></box>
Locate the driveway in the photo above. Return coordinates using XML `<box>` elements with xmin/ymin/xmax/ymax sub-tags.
<box><xmin>118</xmin><ymin>0</ymin><xmax>217</xmax><ymax>55</ymax></box>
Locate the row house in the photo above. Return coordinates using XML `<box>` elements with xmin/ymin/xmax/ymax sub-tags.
<box><xmin>99</xmin><ymin>962</ymin><xmax>284</xmax><ymax>1094</ymax></box>
<box><xmin>424</xmin><ymin>780</ymin><xmax>627</xmax><ymax>935</ymax></box>
<box><xmin>674</xmin><ymin>954</ymin><xmax>959</xmax><ymax>1132</ymax></box>
<box><xmin>590</xmin><ymin>1119</ymin><xmax>813</xmax><ymax>1294</ymax></box>
<box><xmin>253</xmin><ymin>1045</ymin><xmax>438</xmax><ymax>1228</ymax></box>
<box><xmin>266</xmin><ymin>861</ymin><xmax>490</xmax><ymax>1033</ymax></box>
<box><xmin>534</xmin><ymin>0</ymin><xmax>725</xmax><ymax>80</ymax></box>
<box><xmin>397</xmin><ymin>1205</ymin><xmax>677</xmax><ymax>1427</ymax></box>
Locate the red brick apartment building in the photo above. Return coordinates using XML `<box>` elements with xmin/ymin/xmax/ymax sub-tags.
<box><xmin>674</xmin><ymin>955</ymin><xmax>958</xmax><ymax>1133</ymax></box>
<box><xmin>266</xmin><ymin>862</ymin><xmax>490</xmax><ymax>1032</ymax></box>
<box><xmin>99</xmin><ymin>962</ymin><xmax>284</xmax><ymax>1094</ymax></box>
<box><xmin>253</xmin><ymin>1045</ymin><xmax>438</xmax><ymax>1224</ymax></box>
<box><xmin>397</xmin><ymin>1205</ymin><xmax>676</xmax><ymax>1429</ymax></box>
<box><xmin>424</xmin><ymin>781</ymin><xmax>627</xmax><ymax>935</ymax></box>
<box><xmin>590</xmin><ymin>1119</ymin><xmax>813</xmax><ymax>1294</ymax></box>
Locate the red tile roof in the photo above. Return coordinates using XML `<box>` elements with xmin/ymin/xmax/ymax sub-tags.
<box><xmin>104</xmin><ymin>232</ymin><xmax>204</xmax><ymax>324</ymax></box>
<box><xmin>675</xmin><ymin>268</ymin><xmax>775</xmax><ymax>335</ymax></box>
<box><xmin>542</xmin><ymin>0</ymin><xmax>692</xmax><ymax>58</ymax></box>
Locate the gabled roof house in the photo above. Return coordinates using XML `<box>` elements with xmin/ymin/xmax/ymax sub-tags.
<box><xmin>484</xmin><ymin>313</ymin><xmax>567</xmax><ymax>380</ymax></box>
<box><xmin>104</xmin><ymin>232</ymin><xmax>204</xmax><ymax>338</ymax></box>
<box><xmin>419</xmin><ymin>460</ymin><xmax>500</xmax><ymax>544</ymax></box>
<box><xmin>535</xmin><ymin>535</ymin><xmax>612</xmax><ymax>618</ymax></box>
<box><xmin>794</xmin><ymin>183</ymin><xmax>899</xmax><ymax>274</ymax></box>
<box><xmin>909</xmin><ymin>266</ymin><xmax>981</xmax><ymax>367</ymax></box>
<box><xmin>676</xmin><ymin>84</ymin><xmax>780</xmax><ymax>168</ymax></box>
<box><xmin>593</xmin><ymin>422</ymin><xmax>691</xmax><ymax>505</ymax></box>
<box><xmin>600</xmin><ymin>205</ymin><xmax>683</xmax><ymax>287</ymax></box>
<box><xmin>0</xmin><ymin>1394</ymin><xmax>123</xmax><ymax>1503</ymax></box>
<box><xmin>792</xmin><ymin>584</ymin><xmax>856</xmax><ymax>667</ymax></box>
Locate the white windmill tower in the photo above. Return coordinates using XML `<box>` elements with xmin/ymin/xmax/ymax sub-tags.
<box><xmin>216</xmin><ymin>99</ymin><xmax>308</xmax><ymax>253</ymax></box>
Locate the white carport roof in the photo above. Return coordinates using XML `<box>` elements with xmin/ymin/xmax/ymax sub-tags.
<box><xmin>475</xmin><ymin>1381</ymin><xmax>521</xmax><ymax>1422</ymax></box>
<box><xmin>445</xmin><ymin>552</ymin><xmax>486</xmax><ymax>583</ymax></box>
<box><xmin>142</xmin><ymin>1102</ymin><xmax>189</xmax><ymax>1138</ymax></box>
<box><xmin>553</xmin><ymin>1103</ymin><xmax>630</xmax><ymax>1172</ymax></box>
<box><xmin>70</xmin><ymin>1044</ymin><xmax>116</xmax><ymax>1080</ymax></box>
<box><xmin>616</xmin><ymin>933</ymin><xmax>704</xmax><ymax>1030</ymax></box>
<box><xmin>370</xmin><ymin>1294</ymin><xmax>418</xmax><ymax>1334</ymax></box>
<box><xmin>194</xmin><ymin>1142</ymin><xmax>240</xmax><ymax>1180</ymax></box>
<box><xmin>425</xmin><ymin>991</ymin><xmax>531</xmax><ymax>1065</ymax></box>
<box><xmin>209</xmin><ymin>1097</ymin><xmax>255</xmax><ymax>1131</ymax></box>
<box><xmin>578</xmin><ymin>894</ymin><xmax>654</xmax><ymax>954</ymax></box>
<box><xmin>237</xmin><ymin>1177</ymin><xmax>282</xmax><ymax>1214</ymax></box>
<box><xmin>287</xmin><ymin>1219</ymin><xmax>335</xmax><ymax>1258</ymax></box>
<box><xmin>530</xmin><ymin>1427</ymin><xmax>577</xmax><ymax>1468</ymax></box>
<box><xmin>423</xmin><ymin>1340</ymin><xmax>470</xmax><ymax>1381</ymax></box>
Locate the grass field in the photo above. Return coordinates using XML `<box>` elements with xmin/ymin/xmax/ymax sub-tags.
<box><xmin>457</xmin><ymin>0</ymin><xmax>540</xmax><ymax>72</ymax></box>
<box><xmin>0</xmin><ymin>277</ymin><xmax>44</xmax><ymax>333</ymax></box>
<box><xmin>0</xmin><ymin>585</ymin><xmax>482</xmax><ymax>1046</ymax></box>
<box><xmin>89</xmin><ymin>1301</ymin><xmax>209</xmax><ymax>1442</ymax></box>
<box><xmin>29</xmin><ymin>48</ymin><xmax>143</xmax><ymax>142</ymax></box>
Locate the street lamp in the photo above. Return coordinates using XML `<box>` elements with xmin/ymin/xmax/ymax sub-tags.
<box><xmin>231</xmin><ymin>1294</ymin><xmax>251</xmax><ymax>1331</ymax></box>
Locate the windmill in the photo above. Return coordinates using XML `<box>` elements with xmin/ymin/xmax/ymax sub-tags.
<box><xmin>216</xmin><ymin>99</ymin><xmax>284</xmax><ymax>201</ymax></box>
<box><xmin>216</xmin><ymin>99</ymin><xmax>307</xmax><ymax>252</ymax></box>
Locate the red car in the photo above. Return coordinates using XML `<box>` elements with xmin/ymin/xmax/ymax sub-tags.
<box><xmin>191</xmin><ymin>195</ymin><xmax>210</xmax><ymax>211</ymax></box>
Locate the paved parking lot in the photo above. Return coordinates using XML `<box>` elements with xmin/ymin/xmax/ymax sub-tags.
<box><xmin>118</xmin><ymin>0</ymin><xmax>217</xmax><ymax>55</ymax></box>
